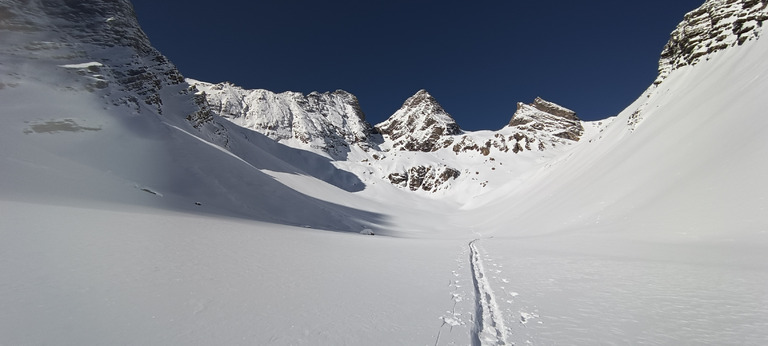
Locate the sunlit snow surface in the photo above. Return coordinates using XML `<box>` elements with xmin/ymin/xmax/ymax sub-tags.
<box><xmin>2</xmin><ymin>11</ymin><xmax>768</xmax><ymax>346</ymax></box>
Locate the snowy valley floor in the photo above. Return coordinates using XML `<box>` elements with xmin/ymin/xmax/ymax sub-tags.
<box><xmin>2</xmin><ymin>198</ymin><xmax>767</xmax><ymax>345</ymax></box>
<box><xmin>0</xmin><ymin>199</ymin><xmax>473</xmax><ymax>345</ymax></box>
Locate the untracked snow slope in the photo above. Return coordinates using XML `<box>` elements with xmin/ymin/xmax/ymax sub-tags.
<box><xmin>476</xmin><ymin>28</ymin><xmax>768</xmax><ymax>240</ymax></box>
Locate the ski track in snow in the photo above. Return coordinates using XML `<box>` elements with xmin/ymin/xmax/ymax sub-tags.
<box><xmin>469</xmin><ymin>239</ymin><xmax>509</xmax><ymax>346</ymax></box>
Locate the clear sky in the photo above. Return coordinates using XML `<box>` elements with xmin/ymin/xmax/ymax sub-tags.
<box><xmin>130</xmin><ymin>0</ymin><xmax>704</xmax><ymax>130</ymax></box>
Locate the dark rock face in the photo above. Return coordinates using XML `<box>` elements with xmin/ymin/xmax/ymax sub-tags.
<box><xmin>187</xmin><ymin>91</ymin><xmax>216</xmax><ymax>128</ymax></box>
<box><xmin>387</xmin><ymin>165</ymin><xmax>461</xmax><ymax>192</ymax></box>
<box><xmin>656</xmin><ymin>0</ymin><xmax>768</xmax><ymax>84</ymax></box>
<box><xmin>375</xmin><ymin>89</ymin><xmax>461</xmax><ymax>152</ymax></box>
<box><xmin>1</xmin><ymin>0</ymin><xmax>207</xmax><ymax>123</ymax></box>
<box><xmin>51</xmin><ymin>0</ymin><xmax>185</xmax><ymax>113</ymax></box>
<box><xmin>530</xmin><ymin>97</ymin><xmax>579</xmax><ymax>121</ymax></box>
<box><xmin>39</xmin><ymin>0</ymin><xmax>157</xmax><ymax>56</ymax></box>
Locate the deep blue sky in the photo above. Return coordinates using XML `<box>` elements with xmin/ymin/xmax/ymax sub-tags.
<box><xmin>131</xmin><ymin>0</ymin><xmax>704</xmax><ymax>130</ymax></box>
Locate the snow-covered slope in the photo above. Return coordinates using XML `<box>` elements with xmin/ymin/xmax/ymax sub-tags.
<box><xmin>475</xmin><ymin>12</ymin><xmax>768</xmax><ymax>239</ymax></box>
<box><xmin>2</xmin><ymin>0</ymin><xmax>768</xmax><ymax>345</ymax></box>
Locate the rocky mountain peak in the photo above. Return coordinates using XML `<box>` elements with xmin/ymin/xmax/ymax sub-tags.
<box><xmin>528</xmin><ymin>97</ymin><xmax>579</xmax><ymax>121</ymax></box>
<box><xmin>655</xmin><ymin>0</ymin><xmax>768</xmax><ymax>84</ymax></box>
<box><xmin>399</xmin><ymin>89</ymin><xmax>444</xmax><ymax>112</ymax></box>
<box><xmin>508</xmin><ymin>97</ymin><xmax>583</xmax><ymax>142</ymax></box>
<box><xmin>375</xmin><ymin>89</ymin><xmax>461</xmax><ymax>152</ymax></box>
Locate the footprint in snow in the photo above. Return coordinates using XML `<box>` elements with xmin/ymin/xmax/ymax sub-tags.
<box><xmin>520</xmin><ymin>312</ymin><xmax>539</xmax><ymax>324</ymax></box>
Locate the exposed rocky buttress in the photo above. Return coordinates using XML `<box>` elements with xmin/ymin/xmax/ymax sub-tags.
<box><xmin>656</xmin><ymin>0</ymin><xmax>768</xmax><ymax>84</ymax></box>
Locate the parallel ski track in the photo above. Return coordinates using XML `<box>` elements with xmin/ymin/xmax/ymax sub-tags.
<box><xmin>469</xmin><ymin>239</ymin><xmax>509</xmax><ymax>346</ymax></box>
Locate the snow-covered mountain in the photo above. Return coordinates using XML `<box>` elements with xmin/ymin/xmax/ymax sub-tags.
<box><xmin>193</xmin><ymin>82</ymin><xmax>585</xmax><ymax>193</ymax></box>
<box><xmin>189</xmin><ymin>71</ymin><xmax>586</xmax><ymax>195</ymax></box>
<box><xmin>188</xmin><ymin>79</ymin><xmax>373</xmax><ymax>158</ymax></box>
<box><xmin>195</xmin><ymin>80</ymin><xmax>584</xmax><ymax>157</ymax></box>
<box><xmin>0</xmin><ymin>0</ymin><xmax>376</xmax><ymax>230</ymax></box>
<box><xmin>2</xmin><ymin>0</ymin><xmax>768</xmax><ymax>345</ymax></box>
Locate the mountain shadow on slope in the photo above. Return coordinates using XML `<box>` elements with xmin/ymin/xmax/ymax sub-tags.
<box><xmin>212</xmin><ymin>117</ymin><xmax>368</xmax><ymax>193</ymax></box>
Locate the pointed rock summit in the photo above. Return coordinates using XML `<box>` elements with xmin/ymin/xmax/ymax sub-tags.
<box><xmin>375</xmin><ymin>89</ymin><xmax>461</xmax><ymax>152</ymax></box>
<box><xmin>508</xmin><ymin>97</ymin><xmax>583</xmax><ymax>141</ymax></box>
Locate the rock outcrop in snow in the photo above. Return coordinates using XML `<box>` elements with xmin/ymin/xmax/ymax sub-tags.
<box><xmin>375</xmin><ymin>89</ymin><xmax>461</xmax><ymax>152</ymax></box>
<box><xmin>655</xmin><ymin>0</ymin><xmax>768</xmax><ymax>84</ymax></box>
<box><xmin>387</xmin><ymin>165</ymin><xmax>461</xmax><ymax>192</ymax></box>
<box><xmin>189</xmin><ymin>80</ymin><xmax>373</xmax><ymax>157</ymax></box>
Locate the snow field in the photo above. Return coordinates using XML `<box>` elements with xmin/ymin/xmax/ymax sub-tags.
<box><xmin>0</xmin><ymin>200</ymin><xmax>477</xmax><ymax>345</ymax></box>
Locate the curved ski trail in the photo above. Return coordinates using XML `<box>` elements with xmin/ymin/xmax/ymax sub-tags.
<box><xmin>469</xmin><ymin>239</ymin><xmax>509</xmax><ymax>346</ymax></box>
